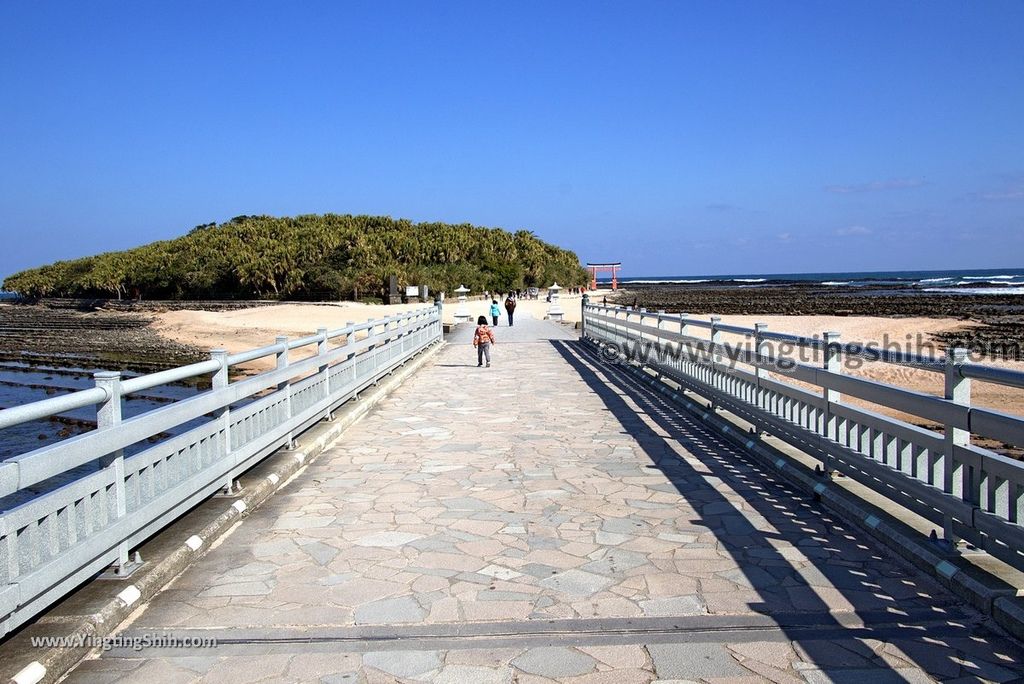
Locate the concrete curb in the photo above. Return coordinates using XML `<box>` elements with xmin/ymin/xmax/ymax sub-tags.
<box><xmin>3</xmin><ymin>341</ymin><xmax>444</xmax><ymax>684</ymax></box>
<box><xmin>581</xmin><ymin>337</ymin><xmax>1024</xmax><ymax>642</ymax></box>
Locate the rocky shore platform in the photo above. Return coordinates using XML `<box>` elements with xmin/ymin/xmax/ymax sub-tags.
<box><xmin>0</xmin><ymin>298</ymin><xmax>280</xmax><ymax>372</ymax></box>
<box><xmin>610</xmin><ymin>283</ymin><xmax>1024</xmax><ymax>360</ymax></box>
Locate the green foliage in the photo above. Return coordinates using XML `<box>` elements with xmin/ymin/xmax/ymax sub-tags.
<box><xmin>3</xmin><ymin>214</ymin><xmax>590</xmax><ymax>300</ymax></box>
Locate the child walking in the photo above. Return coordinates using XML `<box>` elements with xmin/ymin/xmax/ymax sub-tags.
<box><xmin>489</xmin><ymin>300</ymin><xmax>501</xmax><ymax>326</ymax></box>
<box><xmin>473</xmin><ymin>315</ymin><xmax>495</xmax><ymax>367</ymax></box>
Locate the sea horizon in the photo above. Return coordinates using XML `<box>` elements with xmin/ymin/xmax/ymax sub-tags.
<box><xmin>598</xmin><ymin>266</ymin><xmax>1024</xmax><ymax>295</ymax></box>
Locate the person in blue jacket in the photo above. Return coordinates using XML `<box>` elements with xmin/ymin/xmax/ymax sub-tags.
<box><xmin>489</xmin><ymin>299</ymin><xmax>501</xmax><ymax>326</ymax></box>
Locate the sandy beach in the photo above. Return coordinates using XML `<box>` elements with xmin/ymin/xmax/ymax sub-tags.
<box><xmin>149</xmin><ymin>291</ymin><xmax>602</xmax><ymax>371</ymax></box>
<box><xmin>148</xmin><ymin>296</ymin><xmax>1024</xmax><ymax>431</ymax></box>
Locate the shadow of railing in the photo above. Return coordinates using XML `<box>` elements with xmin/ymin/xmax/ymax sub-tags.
<box><xmin>552</xmin><ymin>338</ymin><xmax>1024</xmax><ymax>681</ymax></box>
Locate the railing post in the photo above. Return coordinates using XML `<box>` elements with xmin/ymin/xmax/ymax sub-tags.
<box><xmin>346</xmin><ymin>321</ymin><xmax>357</xmax><ymax>391</ymax></box>
<box><xmin>710</xmin><ymin>316</ymin><xmax>722</xmax><ymax>360</ymax></box>
<box><xmin>754</xmin><ymin>323</ymin><xmax>768</xmax><ymax>435</ymax></box>
<box><xmin>317</xmin><ymin>328</ymin><xmax>332</xmax><ymax>420</ymax></box>
<box><xmin>822</xmin><ymin>331</ymin><xmax>842</xmax><ymax>477</ymax></box>
<box><xmin>367</xmin><ymin>318</ymin><xmax>381</xmax><ymax>384</ymax></box>
<box><xmin>654</xmin><ymin>310</ymin><xmax>667</xmax><ymax>371</ymax></box>
<box><xmin>209</xmin><ymin>349</ymin><xmax>236</xmax><ymax>493</ymax></box>
<box><xmin>276</xmin><ymin>336</ymin><xmax>294</xmax><ymax>449</ymax></box>
<box><xmin>95</xmin><ymin>371</ymin><xmax>132</xmax><ymax>575</ymax></box>
<box><xmin>435</xmin><ymin>297</ymin><xmax>444</xmax><ymax>340</ymax></box>
<box><xmin>709</xmin><ymin>316</ymin><xmax>722</xmax><ymax>407</ymax></box>
<box><xmin>679</xmin><ymin>313</ymin><xmax>690</xmax><ymax>368</ymax></box>
<box><xmin>581</xmin><ymin>294</ymin><xmax>589</xmax><ymax>338</ymax></box>
<box><xmin>623</xmin><ymin>307</ymin><xmax>632</xmax><ymax>358</ymax></box>
<box><xmin>943</xmin><ymin>347</ymin><xmax>971</xmax><ymax>543</ymax></box>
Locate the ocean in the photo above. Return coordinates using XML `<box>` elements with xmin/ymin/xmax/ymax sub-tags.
<box><xmin>0</xmin><ymin>358</ymin><xmax>209</xmax><ymax>462</ymax></box>
<box><xmin>600</xmin><ymin>267</ymin><xmax>1024</xmax><ymax>295</ymax></box>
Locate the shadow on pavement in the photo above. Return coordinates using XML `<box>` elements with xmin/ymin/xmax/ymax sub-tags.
<box><xmin>552</xmin><ymin>338</ymin><xmax>1024</xmax><ymax>682</ymax></box>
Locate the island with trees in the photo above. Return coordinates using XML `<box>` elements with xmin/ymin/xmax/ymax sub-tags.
<box><xmin>2</xmin><ymin>214</ymin><xmax>589</xmax><ymax>301</ymax></box>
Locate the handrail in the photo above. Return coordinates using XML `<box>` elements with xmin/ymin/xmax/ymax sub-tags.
<box><xmin>0</xmin><ymin>304</ymin><xmax>443</xmax><ymax>637</ymax></box>
<box><xmin>0</xmin><ymin>386</ymin><xmax>110</xmax><ymax>429</ymax></box>
<box><xmin>585</xmin><ymin>303</ymin><xmax>988</xmax><ymax>372</ymax></box>
<box><xmin>582</xmin><ymin>302</ymin><xmax>1024</xmax><ymax>573</ymax></box>
<box><xmin>121</xmin><ymin>359</ymin><xmax>223</xmax><ymax>395</ymax></box>
<box><xmin>960</xmin><ymin>362</ymin><xmax>1024</xmax><ymax>389</ymax></box>
<box><xmin>226</xmin><ymin>341</ymin><xmax>289</xmax><ymax>366</ymax></box>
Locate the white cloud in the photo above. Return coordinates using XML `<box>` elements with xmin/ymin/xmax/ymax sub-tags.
<box><xmin>976</xmin><ymin>185</ymin><xmax>1024</xmax><ymax>201</ymax></box>
<box><xmin>825</xmin><ymin>178</ymin><xmax>927</xmax><ymax>194</ymax></box>
<box><xmin>835</xmin><ymin>225</ymin><xmax>872</xmax><ymax>236</ymax></box>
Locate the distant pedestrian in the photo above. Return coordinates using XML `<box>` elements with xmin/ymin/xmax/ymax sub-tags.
<box><xmin>505</xmin><ymin>294</ymin><xmax>516</xmax><ymax>326</ymax></box>
<box><xmin>474</xmin><ymin>315</ymin><xmax>495</xmax><ymax>367</ymax></box>
<box><xmin>489</xmin><ymin>299</ymin><xmax>500</xmax><ymax>326</ymax></box>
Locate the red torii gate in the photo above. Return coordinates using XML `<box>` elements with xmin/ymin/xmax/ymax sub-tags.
<box><xmin>586</xmin><ymin>262</ymin><xmax>620</xmax><ymax>291</ymax></box>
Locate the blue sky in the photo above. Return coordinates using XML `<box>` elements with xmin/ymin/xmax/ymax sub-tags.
<box><xmin>1</xmin><ymin>1</ymin><xmax>1022</xmax><ymax>279</ymax></box>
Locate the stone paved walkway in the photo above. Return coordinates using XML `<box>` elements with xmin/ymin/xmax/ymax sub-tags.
<box><xmin>70</xmin><ymin>314</ymin><xmax>1024</xmax><ymax>683</ymax></box>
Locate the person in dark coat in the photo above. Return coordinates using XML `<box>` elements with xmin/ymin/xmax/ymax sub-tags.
<box><xmin>504</xmin><ymin>294</ymin><xmax>516</xmax><ymax>326</ymax></box>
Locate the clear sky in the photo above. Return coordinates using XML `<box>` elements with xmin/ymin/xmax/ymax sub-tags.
<box><xmin>1</xmin><ymin>1</ymin><xmax>1022</xmax><ymax>279</ymax></box>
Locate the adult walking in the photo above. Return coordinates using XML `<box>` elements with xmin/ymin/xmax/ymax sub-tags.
<box><xmin>504</xmin><ymin>294</ymin><xmax>516</xmax><ymax>326</ymax></box>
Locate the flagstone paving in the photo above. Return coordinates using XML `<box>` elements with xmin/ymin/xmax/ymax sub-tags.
<box><xmin>69</xmin><ymin>313</ymin><xmax>1024</xmax><ymax>683</ymax></box>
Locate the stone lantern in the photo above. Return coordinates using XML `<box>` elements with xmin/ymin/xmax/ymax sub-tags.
<box><xmin>453</xmin><ymin>285</ymin><xmax>471</xmax><ymax>323</ymax></box>
<box><xmin>547</xmin><ymin>282</ymin><xmax>564</xmax><ymax>321</ymax></box>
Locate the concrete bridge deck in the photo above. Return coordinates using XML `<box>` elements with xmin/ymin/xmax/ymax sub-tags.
<box><xmin>70</xmin><ymin>314</ymin><xmax>1024</xmax><ymax>683</ymax></box>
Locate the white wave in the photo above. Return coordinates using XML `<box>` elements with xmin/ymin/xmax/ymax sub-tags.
<box><xmin>954</xmin><ymin>279</ymin><xmax>1021</xmax><ymax>286</ymax></box>
<box><xmin>731</xmin><ymin>278</ymin><xmax>767</xmax><ymax>283</ymax></box>
<box><xmin>918</xmin><ymin>277</ymin><xmax>953</xmax><ymax>283</ymax></box>
<box><xmin>821</xmin><ymin>281</ymin><xmax>851</xmax><ymax>286</ymax></box>
<box><xmin>924</xmin><ymin>287</ymin><xmax>1024</xmax><ymax>295</ymax></box>
<box><xmin>962</xmin><ymin>275</ymin><xmax>1017</xmax><ymax>280</ymax></box>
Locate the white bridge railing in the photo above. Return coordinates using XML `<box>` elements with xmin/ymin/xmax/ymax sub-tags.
<box><xmin>582</xmin><ymin>303</ymin><xmax>1024</xmax><ymax>572</ymax></box>
<box><xmin>0</xmin><ymin>305</ymin><xmax>442</xmax><ymax>637</ymax></box>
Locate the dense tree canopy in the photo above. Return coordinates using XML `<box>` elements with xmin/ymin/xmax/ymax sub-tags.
<box><xmin>3</xmin><ymin>214</ymin><xmax>589</xmax><ymax>301</ymax></box>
